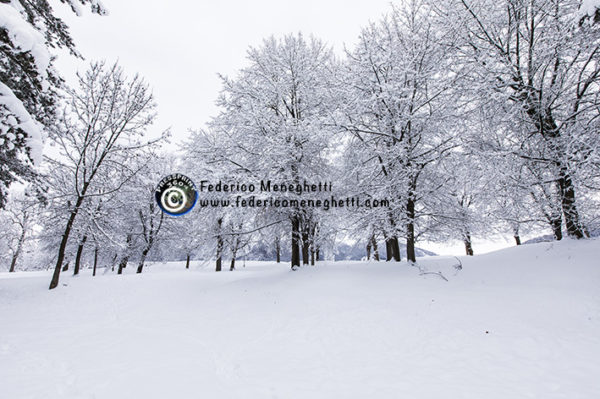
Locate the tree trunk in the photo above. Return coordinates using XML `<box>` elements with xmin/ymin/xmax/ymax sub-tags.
<box><xmin>9</xmin><ymin>226</ymin><xmax>26</xmax><ymax>273</ymax></box>
<box><xmin>230</xmin><ymin>234</ymin><xmax>240</xmax><ymax>271</ymax></box>
<box><xmin>371</xmin><ymin>236</ymin><xmax>379</xmax><ymax>261</ymax></box>
<box><xmin>464</xmin><ymin>232</ymin><xmax>474</xmax><ymax>256</ymax></box>
<box><xmin>118</xmin><ymin>234</ymin><xmax>132</xmax><ymax>275</ymax></box>
<box><xmin>50</xmin><ymin>193</ymin><xmax>86</xmax><ymax>289</ymax></box>
<box><xmin>93</xmin><ymin>246</ymin><xmax>98</xmax><ymax>276</ymax></box>
<box><xmin>73</xmin><ymin>235</ymin><xmax>87</xmax><ymax>276</ymax></box>
<box><xmin>385</xmin><ymin>239</ymin><xmax>392</xmax><ymax>261</ymax></box>
<box><xmin>316</xmin><ymin>247</ymin><xmax>320</xmax><ymax>261</ymax></box>
<box><xmin>406</xmin><ymin>187</ymin><xmax>416</xmax><ymax>263</ymax></box>
<box><xmin>551</xmin><ymin>216</ymin><xmax>563</xmax><ymax>241</ymax></box>
<box><xmin>301</xmin><ymin>228</ymin><xmax>309</xmax><ymax>265</ymax></box>
<box><xmin>391</xmin><ymin>236</ymin><xmax>401</xmax><ymax>261</ymax></box>
<box><xmin>216</xmin><ymin>218</ymin><xmax>223</xmax><ymax>272</ymax></box>
<box><xmin>136</xmin><ymin>246</ymin><xmax>150</xmax><ymax>273</ymax></box>
<box><xmin>386</xmin><ymin>214</ymin><xmax>401</xmax><ymax>262</ymax></box>
<box><xmin>558</xmin><ymin>171</ymin><xmax>586</xmax><ymax>239</ymax></box>
<box><xmin>406</xmin><ymin>229</ymin><xmax>416</xmax><ymax>262</ymax></box>
<box><xmin>62</xmin><ymin>262</ymin><xmax>69</xmax><ymax>272</ymax></box>
<box><xmin>366</xmin><ymin>239</ymin><xmax>372</xmax><ymax>260</ymax></box>
<box><xmin>310</xmin><ymin>223</ymin><xmax>317</xmax><ymax>265</ymax></box>
<box><xmin>291</xmin><ymin>215</ymin><xmax>300</xmax><ymax>269</ymax></box>
<box><xmin>111</xmin><ymin>253</ymin><xmax>117</xmax><ymax>272</ymax></box>
<box><xmin>385</xmin><ymin>236</ymin><xmax>400</xmax><ymax>261</ymax></box>
<box><xmin>117</xmin><ymin>256</ymin><xmax>128</xmax><ymax>274</ymax></box>
<box><xmin>186</xmin><ymin>253</ymin><xmax>190</xmax><ymax>269</ymax></box>
<box><xmin>275</xmin><ymin>236</ymin><xmax>281</xmax><ymax>263</ymax></box>
<box><xmin>513</xmin><ymin>225</ymin><xmax>521</xmax><ymax>246</ymax></box>
<box><xmin>137</xmin><ymin>210</ymin><xmax>163</xmax><ymax>274</ymax></box>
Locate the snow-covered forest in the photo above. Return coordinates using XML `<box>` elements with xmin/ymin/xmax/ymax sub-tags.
<box><xmin>2</xmin><ymin>0</ymin><xmax>600</xmax><ymax>280</ymax></box>
<box><xmin>2</xmin><ymin>0</ymin><xmax>600</xmax><ymax>397</ymax></box>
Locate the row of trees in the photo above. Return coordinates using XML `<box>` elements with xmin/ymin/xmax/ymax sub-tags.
<box><xmin>1</xmin><ymin>0</ymin><xmax>599</xmax><ymax>288</ymax></box>
<box><xmin>186</xmin><ymin>0</ymin><xmax>600</xmax><ymax>266</ymax></box>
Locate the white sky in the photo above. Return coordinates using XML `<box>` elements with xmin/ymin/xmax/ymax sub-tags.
<box><xmin>53</xmin><ymin>0</ymin><xmax>394</xmax><ymax>139</ymax></box>
<box><xmin>51</xmin><ymin>0</ymin><xmax>520</xmax><ymax>256</ymax></box>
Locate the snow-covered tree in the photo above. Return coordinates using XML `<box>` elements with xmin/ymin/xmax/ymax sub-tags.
<box><xmin>337</xmin><ymin>1</ymin><xmax>461</xmax><ymax>262</ymax></box>
<box><xmin>0</xmin><ymin>0</ymin><xmax>106</xmax><ymax>208</ymax></box>
<box><xmin>442</xmin><ymin>0</ymin><xmax>600</xmax><ymax>239</ymax></box>
<box><xmin>188</xmin><ymin>33</ymin><xmax>337</xmax><ymax>269</ymax></box>
<box><xmin>44</xmin><ymin>61</ymin><xmax>165</xmax><ymax>289</ymax></box>
<box><xmin>0</xmin><ymin>188</ymin><xmax>39</xmax><ymax>271</ymax></box>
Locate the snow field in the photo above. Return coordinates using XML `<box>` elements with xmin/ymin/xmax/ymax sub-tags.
<box><xmin>1</xmin><ymin>239</ymin><xmax>599</xmax><ymax>398</ymax></box>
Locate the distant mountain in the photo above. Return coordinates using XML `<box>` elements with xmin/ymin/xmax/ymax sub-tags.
<box><xmin>334</xmin><ymin>242</ymin><xmax>436</xmax><ymax>261</ymax></box>
<box><xmin>522</xmin><ymin>234</ymin><xmax>555</xmax><ymax>245</ymax></box>
<box><xmin>243</xmin><ymin>241</ymin><xmax>436</xmax><ymax>261</ymax></box>
<box><xmin>523</xmin><ymin>228</ymin><xmax>599</xmax><ymax>245</ymax></box>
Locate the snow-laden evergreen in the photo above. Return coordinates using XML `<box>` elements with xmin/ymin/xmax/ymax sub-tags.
<box><xmin>0</xmin><ymin>0</ymin><xmax>106</xmax><ymax>208</ymax></box>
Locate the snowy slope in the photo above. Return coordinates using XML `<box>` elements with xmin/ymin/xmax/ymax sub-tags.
<box><xmin>1</xmin><ymin>239</ymin><xmax>600</xmax><ymax>399</ymax></box>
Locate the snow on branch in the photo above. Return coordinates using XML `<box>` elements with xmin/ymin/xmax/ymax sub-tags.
<box><xmin>0</xmin><ymin>82</ymin><xmax>43</xmax><ymax>165</ymax></box>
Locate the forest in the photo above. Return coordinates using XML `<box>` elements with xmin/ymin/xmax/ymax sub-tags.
<box><xmin>1</xmin><ymin>0</ymin><xmax>600</xmax><ymax>286</ymax></box>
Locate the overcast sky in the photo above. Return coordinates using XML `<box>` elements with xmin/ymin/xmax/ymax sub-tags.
<box><xmin>54</xmin><ymin>0</ymin><xmax>394</xmax><ymax>140</ymax></box>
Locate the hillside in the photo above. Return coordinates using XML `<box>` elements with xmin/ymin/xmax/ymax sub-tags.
<box><xmin>1</xmin><ymin>239</ymin><xmax>599</xmax><ymax>398</ymax></box>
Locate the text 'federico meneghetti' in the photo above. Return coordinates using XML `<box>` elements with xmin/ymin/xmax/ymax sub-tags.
<box><xmin>198</xmin><ymin>180</ymin><xmax>333</xmax><ymax>195</ymax></box>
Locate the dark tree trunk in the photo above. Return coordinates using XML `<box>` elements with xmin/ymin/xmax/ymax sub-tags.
<box><xmin>111</xmin><ymin>253</ymin><xmax>117</xmax><ymax>272</ymax></box>
<box><xmin>310</xmin><ymin>222</ymin><xmax>317</xmax><ymax>265</ymax></box>
<box><xmin>302</xmin><ymin>228</ymin><xmax>309</xmax><ymax>265</ymax></box>
<box><xmin>275</xmin><ymin>236</ymin><xmax>281</xmax><ymax>263</ymax></box>
<box><xmin>316</xmin><ymin>247</ymin><xmax>320</xmax><ymax>261</ymax></box>
<box><xmin>551</xmin><ymin>216</ymin><xmax>563</xmax><ymax>241</ymax></box>
<box><xmin>371</xmin><ymin>236</ymin><xmax>379</xmax><ymax>261</ymax></box>
<box><xmin>366</xmin><ymin>240</ymin><xmax>372</xmax><ymax>260</ymax></box>
<box><xmin>514</xmin><ymin>235</ymin><xmax>521</xmax><ymax>246</ymax></box>
<box><xmin>230</xmin><ymin>256</ymin><xmax>236</xmax><ymax>271</ymax></box>
<box><xmin>118</xmin><ymin>234</ymin><xmax>132</xmax><ymax>275</ymax></box>
<box><xmin>136</xmin><ymin>246</ymin><xmax>150</xmax><ymax>273</ymax></box>
<box><xmin>93</xmin><ymin>246</ymin><xmax>98</xmax><ymax>276</ymax></box>
<box><xmin>386</xmin><ymin>213</ymin><xmax>401</xmax><ymax>262</ymax></box>
<box><xmin>62</xmin><ymin>262</ymin><xmax>69</xmax><ymax>272</ymax></box>
<box><xmin>406</xmin><ymin>230</ymin><xmax>416</xmax><ymax>262</ymax></box>
<box><xmin>391</xmin><ymin>236</ymin><xmax>401</xmax><ymax>261</ymax></box>
<box><xmin>186</xmin><ymin>253</ymin><xmax>190</xmax><ymax>269</ymax></box>
<box><xmin>406</xmin><ymin>185</ymin><xmax>416</xmax><ymax>263</ymax></box>
<box><xmin>291</xmin><ymin>215</ymin><xmax>300</xmax><ymax>269</ymax></box>
<box><xmin>386</xmin><ymin>239</ymin><xmax>392</xmax><ymax>261</ymax></box>
<box><xmin>73</xmin><ymin>235</ymin><xmax>87</xmax><ymax>276</ymax></box>
<box><xmin>9</xmin><ymin>227</ymin><xmax>26</xmax><ymax>272</ymax></box>
<box><xmin>557</xmin><ymin>171</ymin><xmax>586</xmax><ymax>239</ymax></box>
<box><xmin>117</xmin><ymin>256</ymin><xmax>128</xmax><ymax>274</ymax></box>
<box><xmin>50</xmin><ymin>193</ymin><xmax>86</xmax><ymax>289</ymax></box>
<box><xmin>117</xmin><ymin>257</ymin><xmax>128</xmax><ymax>274</ymax></box>
<box><xmin>216</xmin><ymin>218</ymin><xmax>223</xmax><ymax>272</ymax></box>
<box><xmin>385</xmin><ymin>236</ymin><xmax>400</xmax><ymax>261</ymax></box>
<box><xmin>137</xmin><ymin>211</ymin><xmax>163</xmax><ymax>274</ymax></box>
<box><xmin>464</xmin><ymin>232</ymin><xmax>474</xmax><ymax>256</ymax></box>
<box><xmin>513</xmin><ymin>225</ymin><xmax>521</xmax><ymax>246</ymax></box>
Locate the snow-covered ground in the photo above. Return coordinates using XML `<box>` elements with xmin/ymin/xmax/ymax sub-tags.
<box><xmin>1</xmin><ymin>239</ymin><xmax>600</xmax><ymax>399</ymax></box>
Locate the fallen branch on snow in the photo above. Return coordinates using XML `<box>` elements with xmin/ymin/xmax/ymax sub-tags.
<box><xmin>409</xmin><ymin>262</ymin><xmax>449</xmax><ymax>282</ymax></box>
